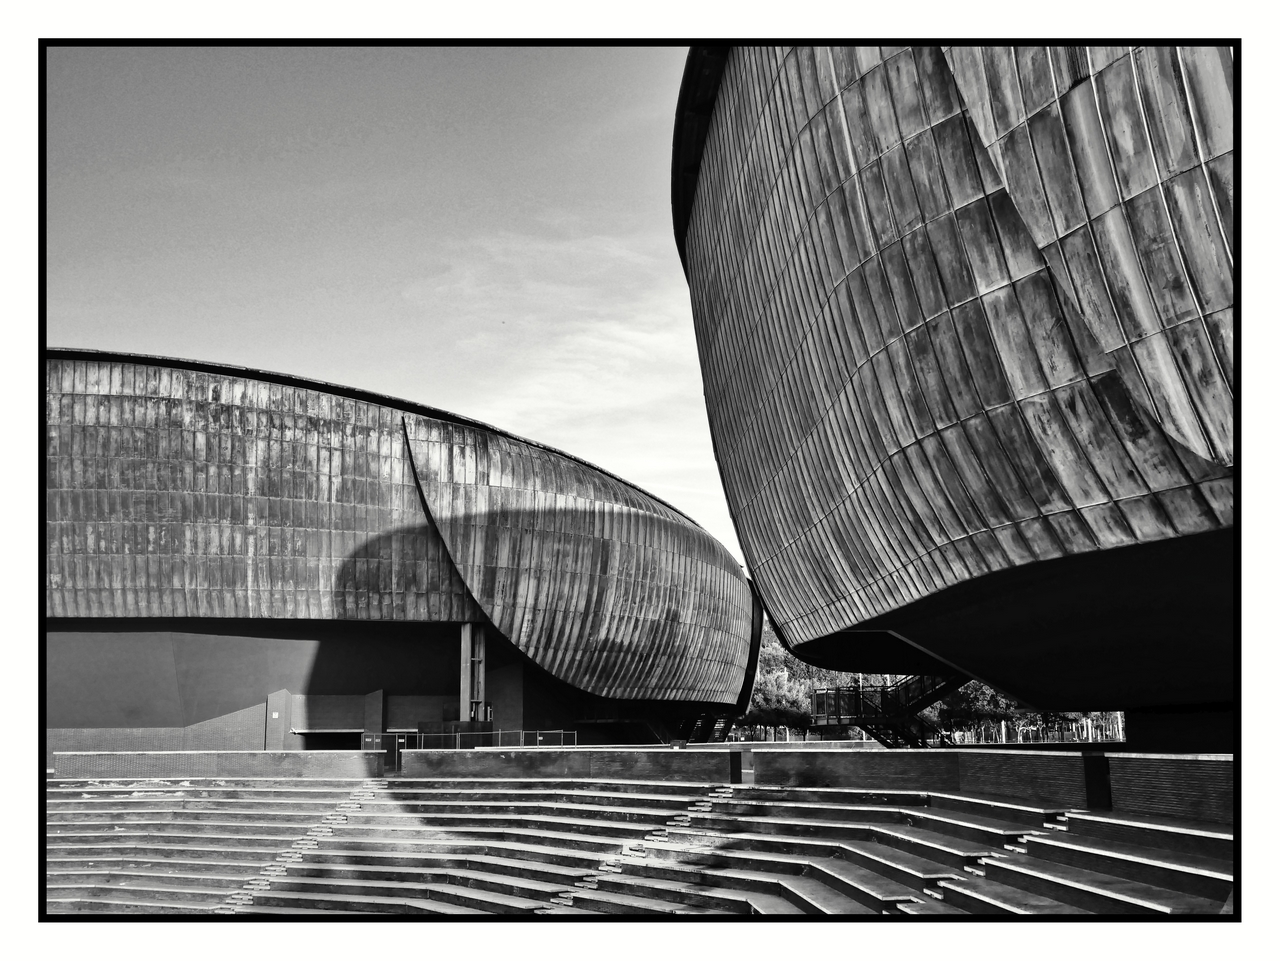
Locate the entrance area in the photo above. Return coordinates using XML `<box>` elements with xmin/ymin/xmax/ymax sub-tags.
<box><xmin>299</xmin><ymin>732</ymin><xmax>362</xmax><ymax>751</ymax></box>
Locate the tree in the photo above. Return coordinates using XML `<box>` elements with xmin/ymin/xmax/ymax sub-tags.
<box><xmin>740</xmin><ymin>668</ymin><xmax>810</xmax><ymax>730</ymax></box>
<box><xmin>740</xmin><ymin>622</ymin><xmax>875</xmax><ymax>733</ymax></box>
<box><xmin>934</xmin><ymin>680</ymin><xmax>1021</xmax><ymax>728</ymax></box>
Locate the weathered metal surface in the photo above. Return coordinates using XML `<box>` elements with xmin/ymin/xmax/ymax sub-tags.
<box><xmin>44</xmin><ymin>353</ymin><xmax>755</xmax><ymax>705</ymax></box>
<box><xmin>45</xmin><ymin>355</ymin><xmax>482</xmax><ymax>623</ymax></box>
<box><xmin>674</xmin><ymin>47</ymin><xmax>1234</xmax><ymax>655</ymax></box>
<box><xmin>941</xmin><ymin>46</ymin><xmax>1233</xmax><ymax>465</ymax></box>
<box><xmin>404</xmin><ymin>414</ymin><xmax>754</xmax><ymax>703</ymax></box>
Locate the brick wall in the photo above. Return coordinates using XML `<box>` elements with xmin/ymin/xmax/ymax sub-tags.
<box><xmin>956</xmin><ymin>751</ymin><xmax>1091</xmax><ymax>807</ymax></box>
<box><xmin>753</xmin><ymin>750</ymin><xmax>961</xmax><ymax>791</ymax></box>
<box><xmin>1107</xmin><ymin>754</ymin><xmax>1234</xmax><ymax>825</ymax></box>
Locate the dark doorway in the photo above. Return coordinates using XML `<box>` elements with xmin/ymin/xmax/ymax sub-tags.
<box><xmin>300</xmin><ymin>732</ymin><xmax>361</xmax><ymax>751</ymax></box>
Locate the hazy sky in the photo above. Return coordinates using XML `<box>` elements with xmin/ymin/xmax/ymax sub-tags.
<box><xmin>45</xmin><ymin>45</ymin><xmax>746</xmax><ymax>562</ymax></box>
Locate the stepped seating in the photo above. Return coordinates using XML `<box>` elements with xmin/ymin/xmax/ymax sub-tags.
<box><xmin>45</xmin><ymin>774</ymin><xmax>1233</xmax><ymax>916</ymax></box>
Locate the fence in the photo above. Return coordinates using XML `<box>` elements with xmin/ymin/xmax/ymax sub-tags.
<box><xmin>729</xmin><ymin>728</ymin><xmax>873</xmax><ymax>743</ymax></box>
<box><xmin>948</xmin><ymin>715</ymin><xmax>1126</xmax><ymax>745</ymax></box>
<box><xmin>733</xmin><ymin>713</ymin><xmax>1125</xmax><ymax>747</ymax></box>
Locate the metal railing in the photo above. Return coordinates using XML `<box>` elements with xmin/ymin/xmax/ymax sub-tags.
<box><xmin>811</xmin><ymin>678</ymin><xmax>959</xmax><ymax>724</ymax></box>
<box><xmin>364</xmin><ymin>730</ymin><xmax>579</xmax><ymax>772</ymax></box>
<box><xmin>804</xmin><ymin>706</ymin><xmax>1126</xmax><ymax>745</ymax></box>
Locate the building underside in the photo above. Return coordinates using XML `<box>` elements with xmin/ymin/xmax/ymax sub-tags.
<box><xmin>673</xmin><ymin>46</ymin><xmax>1236</xmax><ymax>750</ymax></box>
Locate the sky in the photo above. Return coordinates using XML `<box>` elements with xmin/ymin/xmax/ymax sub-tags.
<box><xmin>45</xmin><ymin>45</ymin><xmax>747</xmax><ymax>563</ymax></box>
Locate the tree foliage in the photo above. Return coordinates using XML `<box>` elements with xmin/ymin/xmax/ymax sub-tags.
<box><xmin>741</xmin><ymin>622</ymin><xmax>1097</xmax><ymax>738</ymax></box>
<box><xmin>742</xmin><ymin>622</ymin><xmax>886</xmax><ymax>730</ymax></box>
<box><xmin>933</xmin><ymin>680</ymin><xmax>1021</xmax><ymax>727</ymax></box>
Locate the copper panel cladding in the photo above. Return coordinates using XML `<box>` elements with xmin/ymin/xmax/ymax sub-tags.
<box><xmin>45</xmin><ymin>354</ymin><xmax>754</xmax><ymax>705</ymax></box>
<box><xmin>45</xmin><ymin>355</ymin><xmax>482</xmax><ymax>624</ymax></box>
<box><xmin>404</xmin><ymin>415</ymin><xmax>754</xmax><ymax>703</ymax></box>
<box><xmin>678</xmin><ymin>47</ymin><xmax>1233</xmax><ymax>655</ymax></box>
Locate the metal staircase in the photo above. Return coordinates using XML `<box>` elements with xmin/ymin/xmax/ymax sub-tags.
<box><xmin>680</xmin><ymin>714</ymin><xmax>734</xmax><ymax>743</ymax></box>
<box><xmin>810</xmin><ymin>674</ymin><xmax>968</xmax><ymax>748</ymax></box>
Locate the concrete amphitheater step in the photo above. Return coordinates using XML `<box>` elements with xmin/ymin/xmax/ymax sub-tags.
<box><xmin>47</xmin><ymin>808</ymin><xmax>325</xmax><ymax>824</ymax></box>
<box><xmin>47</xmin><ymin>833</ymin><xmax>304</xmax><ymax>857</ymax></box>
<box><xmin>704</xmin><ymin>799</ymin><xmax>906</xmax><ymax>823</ymax></box>
<box><xmin>549</xmin><ymin>886</ymin><xmax>730</xmax><ymax>915</ymax></box>
<box><xmin>1022</xmin><ymin>833</ymin><xmax>1234</xmax><ymax>901</ymax></box>
<box><xmin>46</xmin><ymin>880</ymin><xmax>238</xmax><ymax>909</ymax></box>
<box><xmin>1061</xmin><ymin>811</ymin><xmax>1234</xmax><ymax>862</ymax></box>
<box><xmin>675</xmin><ymin>815</ymin><xmax>999</xmax><ymax>869</ymax></box>
<box><xmin>47</xmin><ymin>885</ymin><xmax>487</xmax><ymax>916</ymax></box>
<box><xmin>43</xmin><ymin>776</ymin><xmax>1234</xmax><ymax>917</ymax></box>
<box><xmin>642</xmin><ymin>839</ymin><xmax>925</xmax><ymax>913</ymax></box>
<box><xmin>897</xmin><ymin>808</ymin><xmax>1050</xmax><ymax>848</ymax></box>
<box><xmin>46</xmin><ymin>866</ymin><xmax>263</xmax><ymax>888</ymax></box>
<box><xmin>600</xmin><ymin>855</ymin><xmax>838</xmax><ymax>914</ymax></box>
<box><xmin>829</xmin><ymin>838</ymin><xmax>965</xmax><ymax>891</ymax></box>
<box><xmin>302</xmin><ymin>826</ymin><xmax>625</xmax><ymax>860</ymax></box>
<box><xmin>47</xmin><ymin>898</ymin><xmax>368</xmax><ymax>915</ymax></box>
<box><xmin>380</xmin><ymin>787</ymin><xmax>701</xmax><ymax>811</ymax></box>
<box><xmin>936</xmin><ymin>875</ymin><xmax>1093</xmax><ymax>914</ymax></box>
<box><xmin>581</xmin><ymin>870</ymin><xmax>776</xmax><ymax>914</ymax></box>
<box><xmin>222</xmin><ymin>887</ymin><xmax>490</xmax><ymax>914</ymax></box>
<box><xmin>46</xmin><ymin>778</ymin><xmax>384</xmax><ymax>793</ymax></box>
<box><xmin>925</xmin><ymin>792</ymin><xmax>1076</xmax><ymax>829</ymax></box>
<box><xmin>730</xmin><ymin>786</ymin><xmax>930</xmax><ymax>808</ymax></box>
<box><xmin>47</xmin><ymin>797</ymin><xmax>345</xmax><ymax>815</ymax></box>
<box><xmin>47</xmin><ymin>842</ymin><xmax>287</xmax><ymax>863</ymax></box>
<box><xmin>308</xmin><ymin>836</ymin><xmax>612</xmax><ymax>872</ymax></box>
<box><xmin>895</xmin><ymin>893</ymin><xmax>970</xmax><ymax>915</ymax></box>
<box><xmin>979</xmin><ymin>852</ymin><xmax>1226</xmax><ymax>914</ymax></box>
<box><xmin>387</xmin><ymin>777</ymin><xmax>721</xmax><ymax>796</ymax></box>
<box><xmin>335</xmin><ymin>811</ymin><xmax>668</xmax><ymax>841</ymax></box>
<box><xmin>351</xmin><ymin>799</ymin><xmax>688</xmax><ymax>825</ymax></box>
<box><xmin>701</xmin><ymin>797</ymin><xmax>1051</xmax><ymax>850</ymax></box>
<box><xmin>47</xmin><ymin>819</ymin><xmax>314</xmax><ymax>838</ymax></box>
<box><xmin>682</xmin><ymin>829</ymin><xmax>963</xmax><ymax>895</ymax></box>
<box><xmin>243</xmin><ymin>872</ymin><xmax>557</xmax><ymax>912</ymax></box>
<box><xmin>298</xmin><ymin>850</ymin><xmax>597</xmax><ymax>887</ymax></box>
<box><xmin>47</xmin><ymin>855</ymin><xmax>273</xmax><ymax>876</ymax></box>
<box><xmin>47</xmin><ymin>896</ymin><xmax>229</xmax><ymax>915</ymax></box>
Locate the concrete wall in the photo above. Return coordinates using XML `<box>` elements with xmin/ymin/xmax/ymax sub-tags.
<box><xmin>753</xmin><ymin>749</ymin><xmax>1092</xmax><ymax>806</ymax></box>
<box><xmin>51</xmin><ymin>750</ymin><xmax>383</xmax><ymax>779</ymax></box>
<box><xmin>47</xmin><ymin>701</ymin><xmax>268</xmax><ymax>766</ymax></box>
<box><xmin>751</xmin><ymin>748</ymin><xmax>1232</xmax><ymax>812</ymax></box>
<box><xmin>401</xmin><ymin>748</ymin><xmax>733</xmax><ymax>782</ymax></box>
<box><xmin>753</xmin><ymin>749</ymin><xmax>962</xmax><ymax>792</ymax></box>
<box><xmin>47</xmin><ymin>625</ymin><xmax>460</xmax><ymax>729</ymax></box>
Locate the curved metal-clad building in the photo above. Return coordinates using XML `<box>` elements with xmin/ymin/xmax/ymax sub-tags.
<box><xmin>673</xmin><ymin>46</ymin><xmax>1235</xmax><ymax>743</ymax></box>
<box><xmin>44</xmin><ymin>350</ymin><xmax>759</xmax><ymax>754</ymax></box>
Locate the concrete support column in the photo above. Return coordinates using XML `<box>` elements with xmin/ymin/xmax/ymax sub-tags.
<box><xmin>265</xmin><ymin>690</ymin><xmax>291</xmax><ymax>751</ymax></box>
<box><xmin>460</xmin><ymin>623</ymin><xmax>486</xmax><ymax>723</ymax></box>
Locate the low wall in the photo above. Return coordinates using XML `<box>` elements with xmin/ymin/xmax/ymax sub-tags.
<box><xmin>1107</xmin><ymin>753</ymin><xmax>1234</xmax><ymax>825</ymax></box>
<box><xmin>51</xmin><ymin>751</ymin><xmax>383</xmax><ymax>779</ymax></box>
<box><xmin>753</xmin><ymin>750</ymin><xmax>961</xmax><ymax>792</ymax></box>
<box><xmin>753</xmin><ymin>749</ymin><xmax>1102</xmax><ymax>807</ymax></box>
<box><xmin>956</xmin><ymin>751</ymin><xmax>1094</xmax><ymax>808</ymax></box>
<box><xmin>710</xmin><ymin>740</ymin><xmax>885</xmax><ymax>751</ymax></box>
<box><xmin>401</xmin><ymin>748</ymin><xmax>732</xmax><ymax>782</ymax></box>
